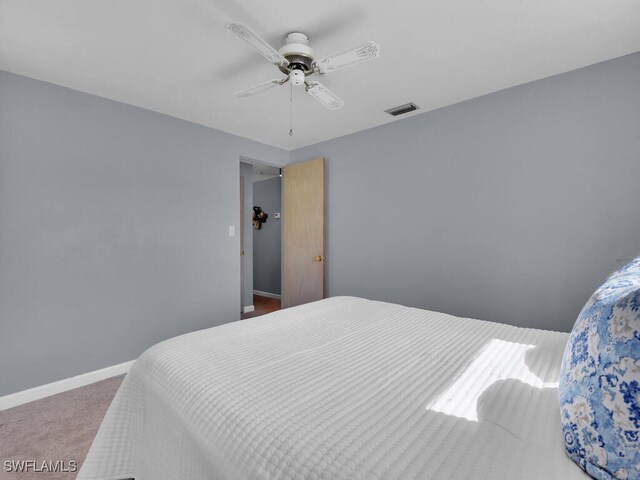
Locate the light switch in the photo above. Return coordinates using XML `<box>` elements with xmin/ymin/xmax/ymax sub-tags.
<box><xmin>228</xmin><ymin>226</ymin><xmax>235</xmax><ymax>237</ymax></box>
<box><xmin>274</xmin><ymin>213</ymin><xmax>281</xmax><ymax>219</ymax></box>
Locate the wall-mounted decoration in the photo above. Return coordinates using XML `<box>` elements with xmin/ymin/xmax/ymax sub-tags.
<box><xmin>253</xmin><ymin>206</ymin><xmax>269</xmax><ymax>230</ymax></box>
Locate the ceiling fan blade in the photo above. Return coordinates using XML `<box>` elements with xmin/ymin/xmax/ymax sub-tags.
<box><xmin>305</xmin><ymin>81</ymin><xmax>344</xmax><ymax>111</ymax></box>
<box><xmin>234</xmin><ymin>78</ymin><xmax>287</xmax><ymax>98</ymax></box>
<box><xmin>314</xmin><ymin>41</ymin><xmax>380</xmax><ymax>74</ymax></box>
<box><xmin>225</xmin><ymin>23</ymin><xmax>289</xmax><ymax>67</ymax></box>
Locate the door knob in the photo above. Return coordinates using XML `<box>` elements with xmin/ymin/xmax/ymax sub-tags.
<box><xmin>314</xmin><ymin>255</ymin><xmax>326</xmax><ymax>262</ymax></box>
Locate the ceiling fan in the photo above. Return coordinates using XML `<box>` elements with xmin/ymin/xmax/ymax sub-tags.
<box><xmin>225</xmin><ymin>23</ymin><xmax>380</xmax><ymax>111</ymax></box>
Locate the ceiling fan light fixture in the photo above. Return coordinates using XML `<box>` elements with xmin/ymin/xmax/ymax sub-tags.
<box><xmin>289</xmin><ymin>69</ymin><xmax>305</xmax><ymax>86</ymax></box>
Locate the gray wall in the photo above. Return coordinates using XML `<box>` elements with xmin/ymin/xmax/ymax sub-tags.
<box><xmin>2</xmin><ymin>52</ymin><xmax>639</xmax><ymax>395</ymax></box>
<box><xmin>291</xmin><ymin>53</ymin><xmax>640</xmax><ymax>332</ymax></box>
<box><xmin>0</xmin><ymin>70</ymin><xmax>287</xmax><ymax>396</ymax></box>
<box><xmin>253</xmin><ymin>177</ymin><xmax>282</xmax><ymax>295</ymax></box>
<box><xmin>240</xmin><ymin>162</ymin><xmax>254</xmax><ymax>308</ymax></box>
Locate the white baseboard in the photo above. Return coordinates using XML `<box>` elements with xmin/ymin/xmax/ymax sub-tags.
<box><xmin>242</xmin><ymin>305</ymin><xmax>255</xmax><ymax>313</ymax></box>
<box><xmin>253</xmin><ymin>290</ymin><xmax>281</xmax><ymax>300</ymax></box>
<box><xmin>0</xmin><ymin>360</ymin><xmax>135</xmax><ymax>411</ymax></box>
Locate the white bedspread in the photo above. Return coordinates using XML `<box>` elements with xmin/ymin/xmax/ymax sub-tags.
<box><xmin>79</xmin><ymin>297</ymin><xmax>587</xmax><ymax>480</ymax></box>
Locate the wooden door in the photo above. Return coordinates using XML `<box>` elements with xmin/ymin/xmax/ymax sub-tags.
<box><xmin>282</xmin><ymin>157</ymin><xmax>325</xmax><ymax>308</ymax></box>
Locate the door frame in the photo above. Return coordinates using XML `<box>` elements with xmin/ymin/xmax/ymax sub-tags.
<box><xmin>238</xmin><ymin>157</ymin><xmax>285</xmax><ymax>311</ymax></box>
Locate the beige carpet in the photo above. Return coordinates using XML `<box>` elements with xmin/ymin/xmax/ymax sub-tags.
<box><xmin>0</xmin><ymin>375</ymin><xmax>124</xmax><ymax>480</ymax></box>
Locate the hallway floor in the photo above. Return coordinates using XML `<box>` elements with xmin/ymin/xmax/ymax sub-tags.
<box><xmin>242</xmin><ymin>294</ymin><xmax>281</xmax><ymax>319</ymax></box>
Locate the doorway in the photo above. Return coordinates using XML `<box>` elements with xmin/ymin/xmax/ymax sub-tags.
<box><xmin>239</xmin><ymin>157</ymin><xmax>326</xmax><ymax>318</ymax></box>
<box><xmin>240</xmin><ymin>160</ymin><xmax>282</xmax><ymax>319</ymax></box>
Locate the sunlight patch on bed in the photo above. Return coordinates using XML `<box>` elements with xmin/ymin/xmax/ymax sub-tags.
<box><xmin>425</xmin><ymin>339</ymin><xmax>559</xmax><ymax>421</ymax></box>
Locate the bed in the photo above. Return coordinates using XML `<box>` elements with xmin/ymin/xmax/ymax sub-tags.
<box><xmin>78</xmin><ymin>296</ymin><xmax>588</xmax><ymax>480</ymax></box>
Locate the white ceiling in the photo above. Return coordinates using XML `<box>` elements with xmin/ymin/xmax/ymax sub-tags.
<box><xmin>1</xmin><ymin>0</ymin><xmax>639</xmax><ymax>150</ymax></box>
<box><xmin>252</xmin><ymin>163</ymin><xmax>280</xmax><ymax>183</ymax></box>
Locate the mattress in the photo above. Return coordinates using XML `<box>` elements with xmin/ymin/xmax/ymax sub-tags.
<box><xmin>78</xmin><ymin>296</ymin><xmax>588</xmax><ymax>480</ymax></box>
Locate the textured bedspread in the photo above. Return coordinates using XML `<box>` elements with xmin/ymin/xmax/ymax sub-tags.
<box><xmin>78</xmin><ymin>297</ymin><xmax>588</xmax><ymax>480</ymax></box>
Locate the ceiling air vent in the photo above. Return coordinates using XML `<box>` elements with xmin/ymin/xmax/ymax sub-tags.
<box><xmin>385</xmin><ymin>102</ymin><xmax>419</xmax><ymax>117</ymax></box>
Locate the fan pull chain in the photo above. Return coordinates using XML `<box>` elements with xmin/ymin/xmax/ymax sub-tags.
<box><xmin>289</xmin><ymin>82</ymin><xmax>294</xmax><ymax>137</ymax></box>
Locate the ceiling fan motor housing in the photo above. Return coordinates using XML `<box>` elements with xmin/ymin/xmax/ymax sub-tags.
<box><xmin>278</xmin><ymin>32</ymin><xmax>314</xmax><ymax>76</ymax></box>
